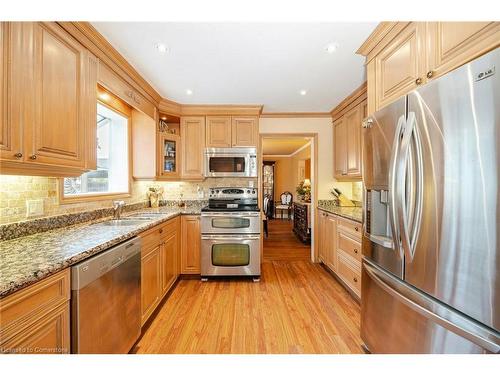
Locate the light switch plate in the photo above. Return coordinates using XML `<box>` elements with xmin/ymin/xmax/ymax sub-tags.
<box><xmin>26</xmin><ymin>199</ymin><xmax>44</xmax><ymax>217</ymax></box>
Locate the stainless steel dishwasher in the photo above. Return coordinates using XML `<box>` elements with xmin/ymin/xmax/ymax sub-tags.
<box><xmin>71</xmin><ymin>237</ymin><xmax>141</xmax><ymax>353</ymax></box>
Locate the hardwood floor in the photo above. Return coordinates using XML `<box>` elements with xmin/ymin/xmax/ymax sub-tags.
<box><xmin>133</xmin><ymin>219</ymin><xmax>362</xmax><ymax>354</ymax></box>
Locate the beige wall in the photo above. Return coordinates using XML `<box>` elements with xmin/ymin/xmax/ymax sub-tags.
<box><xmin>260</xmin><ymin>117</ymin><xmax>355</xmax><ymax>200</ymax></box>
<box><xmin>0</xmin><ymin>175</ymin><xmax>255</xmax><ymax>225</ymax></box>
<box><xmin>264</xmin><ymin>144</ymin><xmax>312</xmax><ymax>201</ymax></box>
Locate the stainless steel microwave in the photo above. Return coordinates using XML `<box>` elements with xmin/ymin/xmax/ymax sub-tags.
<box><xmin>204</xmin><ymin>147</ymin><xmax>257</xmax><ymax>177</ymax></box>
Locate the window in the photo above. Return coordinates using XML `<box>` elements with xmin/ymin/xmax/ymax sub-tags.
<box><xmin>63</xmin><ymin>103</ymin><xmax>129</xmax><ymax>199</ymax></box>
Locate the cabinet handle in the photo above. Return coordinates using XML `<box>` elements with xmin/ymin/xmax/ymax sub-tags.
<box><xmin>29</xmin><ymin>154</ymin><xmax>37</xmax><ymax>160</ymax></box>
<box><xmin>353</xmin><ymin>277</ymin><xmax>358</xmax><ymax>283</ymax></box>
<box><xmin>159</xmin><ymin>229</ymin><xmax>163</xmax><ymax>234</ymax></box>
<box><xmin>426</xmin><ymin>70</ymin><xmax>434</xmax><ymax>79</ymax></box>
<box><xmin>354</xmin><ymin>226</ymin><xmax>359</xmax><ymax>232</ymax></box>
<box><xmin>354</xmin><ymin>249</ymin><xmax>358</xmax><ymax>254</ymax></box>
<box><xmin>415</xmin><ymin>77</ymin><xmax>423</xmax><ymax>85</ymax></box>
<box><xmin>14</xmin><ymin>152</ymin><xmax>23</xmax><ymax>158</ymax></box>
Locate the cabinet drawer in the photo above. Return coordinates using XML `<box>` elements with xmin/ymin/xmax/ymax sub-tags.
<box><xmin>0</xmin><ymin>269</ymin><xmax>70</xmax><ymax>344</ymax></box>
<box><xmin>337</xmin><ymin>230</ymin><xmax>362</xmax><ymax>262</ymax></box>
<box><xmin>337</xmin><ymin>218</ymin><xmax>361</xmax><ymax>239</ymax></box>
<box><xmin>139</xmin><ymin>227</ymin><xmax>161</xmax><ymax>255</ymax></box>
<box><xmin>160</xmin><ymin>217</ymin><xmax>179</xmax><ymax>240</ymax></box>
<box><xmin>337</xmin><ymin>251</ymin><xmax>361</xmax><ymax>297</ymax></box>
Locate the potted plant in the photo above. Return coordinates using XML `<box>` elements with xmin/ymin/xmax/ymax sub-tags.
<box><xmin>296</xmin><ymin>179</ymin><xmax>311</xmax><ymax>202</ymax></box>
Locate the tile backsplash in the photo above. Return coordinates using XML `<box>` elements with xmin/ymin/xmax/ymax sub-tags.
<box><xmin>0</xmin><ymin>175</ymin><xmax>257</xmax><ymax>225</ymax></box>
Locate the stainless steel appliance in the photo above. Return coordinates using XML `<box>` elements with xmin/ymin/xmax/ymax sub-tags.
<box><xmin>201</xmin><ymin>187</ymin><xmax>261</xmax><ymax>280</ymax></box>
<box><xmin>71</xmin><ymin>237</ymin><xmax>141</xmax><ymax>353</ymax></box>
<box><xmin>361</xmin><ymin>47</ymin><xmax>500</xmax><ymax>354</ymax></box>
<box><xmin>204</xmin><ymin>147</ymin><xmax>258</xmax><ymax>177</ymax></box>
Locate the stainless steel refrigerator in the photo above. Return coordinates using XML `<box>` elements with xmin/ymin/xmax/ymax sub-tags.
<box><xmin>361</xmin><ymin>47</ymin><xmax>500</xmax><ymax>353</ymax></box>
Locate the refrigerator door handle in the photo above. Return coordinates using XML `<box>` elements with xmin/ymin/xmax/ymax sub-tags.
<box><xmin>388</xmin><ymin>115</ymin><xmax>406</xmax><ymax>259</ymax></box>
<box><xmin>363</xmin><ymin>261</ymin><xmax>500</xmax><ymax>353</ymax></box>
<box><xmin>396</xmin><ymin>111</ymin><xmax>423</xmax><ymax>262</ymax></box>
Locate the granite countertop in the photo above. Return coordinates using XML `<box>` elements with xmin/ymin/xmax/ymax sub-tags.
<box><xmin>317</xmin><ymin>201</ymin><xmax>362</xmax><ymax>223</ymax></box>
<box><xmin>0</xmin><ymin>206</ymin><xmax>201</xmax><ymax>298</ymax></box>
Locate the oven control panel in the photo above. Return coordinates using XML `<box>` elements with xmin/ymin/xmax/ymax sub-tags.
<box><xmin>208</xmin><ymin>187</ymin><xmax>257</xmax><ymax>200</ymax></box>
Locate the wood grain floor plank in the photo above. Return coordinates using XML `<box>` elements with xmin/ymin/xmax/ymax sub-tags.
<box><xmin>133</xmin><ymin>220</ymin><xmax>362</xmax><ymax>354</ymax></box>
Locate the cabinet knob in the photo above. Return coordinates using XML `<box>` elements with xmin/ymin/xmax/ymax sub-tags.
<box><xmin>415</xmin><ymin>77</ymin><xmax>423</xmax><ymax>85</ymax></box>
<box><xmin>354</xmin><ymin>226</ymin><xmax>359</xmax><ymax>232</ymax></box>
<box><xmin>354</xmin><ymin>249</ymin><xmax>358</xmax><ymax>254</ymax></box>
<box><xmin>159</xmin><ymin>229</ymin><xmax>163</xmax><ymax>234</ymax></box>
<box><xmin>426</xmin><ymin>70</ymin><xmax>434</xmax><ymax>79</ymax></box>
<box><xmin>14</xmin><ymin>152</ymin><xmax>23</xmax><ymax>158</ymax></box>
<box><xmin>29</xmin><ymin>154</ymin><xmax>37</xmax><ymax>160</ymax></box>
<box><xmin>353</xmin><ymin>277</ymin><xmax>358</xmax><ymax>283</ymax></box>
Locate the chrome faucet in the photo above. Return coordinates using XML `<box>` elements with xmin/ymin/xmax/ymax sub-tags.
<box><xmin>113</xmin><ymin>200</ymin><xmax>125</xmax><ymax>219</ymax></box>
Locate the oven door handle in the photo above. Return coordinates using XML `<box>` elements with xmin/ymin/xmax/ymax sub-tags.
<box><xmin>201</xmin><ymin>235</ymin><xmax>261</xmax><ymax>241</ymax></box>
<box><xmin>201</xmin><ymin>212</ymin><xmax>260</xmax><ymax>217</ymax></box>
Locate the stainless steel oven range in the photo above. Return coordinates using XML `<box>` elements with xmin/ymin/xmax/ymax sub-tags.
<box><xmin>201</xmin><ymin>187</ymin><xmax>261</xmax><ymax>281</ymax></box>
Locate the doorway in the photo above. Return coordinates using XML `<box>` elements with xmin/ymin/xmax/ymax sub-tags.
<box><xmin>260</xmin><ymin>135</ymin><xmax>316</xmax><ymax>262</ymax></box>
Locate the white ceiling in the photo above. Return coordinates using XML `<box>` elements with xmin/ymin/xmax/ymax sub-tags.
<box><xmin>92</xmin><ymin>22</ymin><xmax>377</xmax><ymax>112</ymax></box>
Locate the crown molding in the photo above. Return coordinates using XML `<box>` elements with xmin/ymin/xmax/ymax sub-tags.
<box><xmin>58</xmin><ymin>22</ymin><xmax>162</xmax><ymax>106</ymax></box>
<box><xmin>180</xmin><ymin>104</ymin><xmax>263</xmax><ymax>116</ymax></box>
<box><xmin>260</xmin><ymin>112</ymin><xmax>331</xmax><ymax>118</ymax></box>
<box><xmin>330</xmin><ymin>82</ymin><xmax>367</xmax><ymax>120</ymax></box>
<box><xmin>263</xmin><ymin>140</ymin><xmax>311</xmax><ymax>158</ymax></box>
<box><xmin>356</xmin><ymin>22</ymin><xmax>411</xmax><ymax>64</ymax></box>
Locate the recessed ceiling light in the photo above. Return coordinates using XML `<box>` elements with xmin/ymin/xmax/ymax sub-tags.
<box><xmin>299</xmin><ymin>90</ymin><xmax>307</xmax><ymax>96</ymax></box>
<box><xmin>186</xmin><ymin>89</ymin><xmax>193</xmax><ymax>95</ymax></box>
<box><xmin>161</xmin><ymin>116</ymin><xmax>167</xmax><ymax>120</ymax></box>
<box><xmin>325</xmin><ymin>42</ymin><xmax>339</xmax><ymax>54</ymax></box>
<box><xmin>98</xmin><ymin>92</ymin><xmax>110</xmax><ymax>101</ymax></box>
<box><xmin>155</xmin><ymin>43</ymin><xmax>168</xmax><ymax>54</ymax></box>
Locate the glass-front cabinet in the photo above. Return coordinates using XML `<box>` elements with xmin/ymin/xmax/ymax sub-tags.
<box><xmin>158</xmin><ymin>133</ymin><xmax>180</xmax><ymax>179</ymax></box>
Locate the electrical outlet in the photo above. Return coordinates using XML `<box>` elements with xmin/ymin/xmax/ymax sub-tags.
<box><xmin>26</xmin><ymin>199</ymin><xmax>44</xmax><ymax>217</ymax></box>
<box><xmin>248</xmin><ymin>180</ymin><xmax>254</xmax><ymax>188</ymax></box>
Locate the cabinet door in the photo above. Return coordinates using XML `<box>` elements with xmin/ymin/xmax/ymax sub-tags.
<box><xmin>160</xmin><ymin>232</ymin><xmax>178</xmax><ymax>296</ymax></box>
<box><xmin>231</xmin><ymin>116</ymin><xmax>258</xmax><ymax>147</ymax></box>
<box><xmin>181</xmin><ymin>116</ymin><xmax>205</xmax><ymax>179</ymax></box>
<box><xmin>318</xmin><ymin>211</ymin><xmax>326</xmax><ymax>263</ymax></box>
<box><xmin>181</xmin><ymin>215</ymin><xmax>201</xmax><ymax>274</ymax></box>
<box><xmin>2</xmin><ymin>302</ymin><xmax>70</xmax><ymax>354</ymax></box>
<box><xmin>427</xmin><ymin>22</ymin><xmax>500</xmax><ymax>80</ymax></box>
<box><xmin>25</xmin><ymin>22</ymin><xmax>91</xmax><ymax>169</ymax></box>
<box><xmin>374</xmin><ymin>22</ymin><xmax>426</xmax><ymax>110</ymax></box>
<box><xmin>0</xmin><ymin>22</ymin><xmax>24</xmax><ymax>163</ymax></box>
<box><xmin>158</xmin><ymin>133</ymin><xmax>181</xmax><ymax>179</ymax></box>
<box><xmin>206</xmin><ymin>116</ymin><xmax>231</xmax><ymax>147</ymax></box>
<box><xmin>141</xmin><ymin>246</ymin><xmax>161</xmax><ymax>324</ymax></box>
<box><xmin>345</xmin><ymin>105</ymin><xmax>362</xmax><ymax>178</ymax></box>
<box><xmin>333</xmin><ymin>117</ymin><xmax>347</xmax><ymax>178</ymax></box>
<box><xmin>325</xmin><ymin>214</ymin><xmax>337</xmax><ymax>271</ymax></box>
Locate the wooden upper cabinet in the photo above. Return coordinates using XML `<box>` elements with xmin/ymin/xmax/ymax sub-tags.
<box><xmin>360</xmin><ymin>22</ymin><xmax>500</xmax><ymax>112</ymax></box>
<box><xmin>374</xmin><ymin>22</ymin><xmax>426</xmax><ymax>110</ymax></box>
<box><xmin>181</xmin><ymin>116</ymin><xmax>205</xmax><ymax>179</ymax></box>
<box><xmin>345</xmin><ymin>105</ymin><xmax>362</xmax><ymax>177</ymax></box>
<box><xmin>231</xmin><ymin>116</ymin><xmax>258</xmax><ymax>147</ymax></box>
<box><xmin>206</xmin><ymin>116</ymin><xmax>231</xmax><ymax>147</ymax></box>
<box><xmin>181</xmin><ymin>215</ymin><xmax>201</xmax><ymax>274</ymax></box>
<box><xmin>26</xmin><ymin>22</ymin><xmax>89</xmax><ymax>168</ymax></box>
<box><xmin>427</xmin><ymin>22</ymin><xmax>500</xmax><ymax>80</ymax></box>
<box><xmin>0</xmin><ymin>22</ymin><xmax>98</xmax><ymax>176</ymax></box>
<box><xmin>333</xmin><ymin>117</ymin><xmax>347</xmax><ymax>178</ymax></box>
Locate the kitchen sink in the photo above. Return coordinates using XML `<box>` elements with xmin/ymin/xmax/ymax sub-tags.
<box><xmin>127</xmin><ymin>213</ymin><xmax>166</xmax><ymax>219</ymax></box>
<box><xmin>98</xmin><ymin>219</ymin><xmax>153</xmax><ymax>227</ymax></box>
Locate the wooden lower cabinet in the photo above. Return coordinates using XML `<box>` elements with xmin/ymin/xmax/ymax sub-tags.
<box><xmin>181</xmin><ymin>215</ymin><xmax>201</xmax><ymax>274</ymax></box>
<box><xmin>139</xmin><ymin>217</ymin><xmax>180</xmax><ymax>326</ymax></box>
<box><xmin>0</xmin><ymin>269</ymin><xmax>71</xmax><ymax>354</ymax></box>
<box><xmin>318</xmin><ymin>210</ymin><xmax>362</xmax><ymax>299</ymax></box>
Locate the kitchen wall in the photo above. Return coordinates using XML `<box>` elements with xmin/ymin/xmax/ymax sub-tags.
<box><xmin>0</xmin><ymin>175</ymin><xmax>256</xmax><ymax>225</ymax></box>
<box><xmin>263</xmin><ymin>143</ymin><xmax>312</xmax><ymax>199</ymax></box>
<box><xmin>259</xmin><ymin>117</ymin><xmax>356</xmax><ymax>200</ymax></box>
